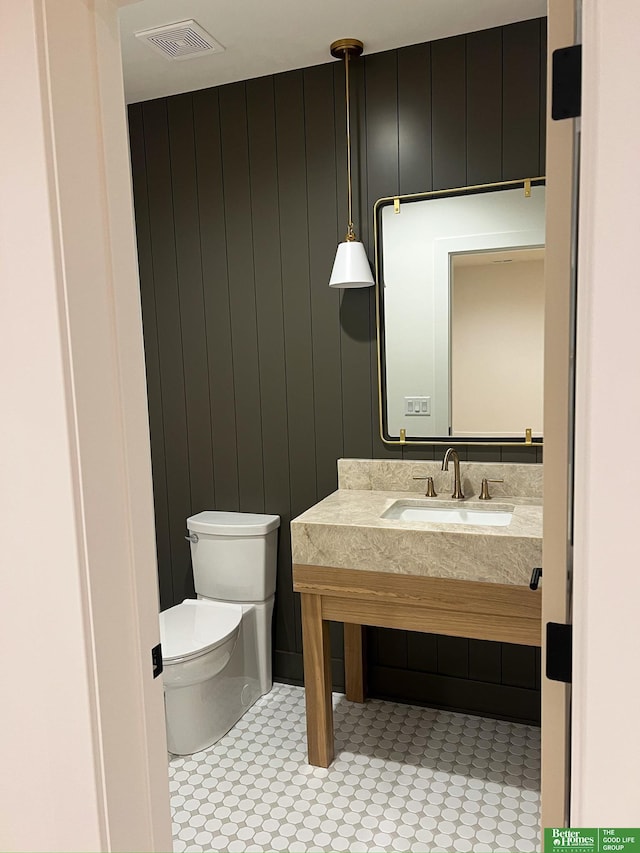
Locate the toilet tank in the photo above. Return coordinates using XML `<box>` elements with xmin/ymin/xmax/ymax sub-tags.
<box><xmin>186</xmin><ymin>511</ymin><xmax>280</xmax><ymax>602</ymax></box>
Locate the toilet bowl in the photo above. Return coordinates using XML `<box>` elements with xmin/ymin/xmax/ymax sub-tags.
<box><xmin>161</xmin><ymin>599</ymin><xmax>242</xmax><ymax>686</ymax></box>
<box><xmin>159</xmin><ymin>511</ymin><xmax>280</xmax><ymax>755</ymax></box>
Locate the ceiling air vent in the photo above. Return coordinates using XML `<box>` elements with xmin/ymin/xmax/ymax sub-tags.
<box><xmin>135</xmin><ymin>20</ymin><xmax>225</xmax><ymax>61</ymax></box>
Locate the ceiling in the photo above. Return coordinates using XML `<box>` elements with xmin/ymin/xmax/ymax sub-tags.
<box><xmin>119</xmin><ymin>0</ymin><xmax>546</xmax><ymax>104</ymax></box>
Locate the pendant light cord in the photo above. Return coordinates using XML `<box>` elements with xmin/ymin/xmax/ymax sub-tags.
<box><xmin>345</xmin><ymin>49</ymin><xmax>355</xmax><ymax>241</ymax></box>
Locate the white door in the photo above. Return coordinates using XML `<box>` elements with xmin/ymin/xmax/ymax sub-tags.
<box><xmin>1</xmin><ymin>1</ymin><xmax>172</xmax><ymax>849</ymax></box>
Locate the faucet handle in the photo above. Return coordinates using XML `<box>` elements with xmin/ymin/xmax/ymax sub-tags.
<box><xmin>478</xmin><ymin>478</ymin><xmax>503</xmax><ymax>500</ymax></box>
<box><xmin>412</xmin><ymin>475</ymin><xmax>438</xmax><ymax>497</ymax></box>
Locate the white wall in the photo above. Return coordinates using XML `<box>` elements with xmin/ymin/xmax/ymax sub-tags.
<box><xmin>572</xmin><ymin>0</ymin><xmax>640</xmax><ymax>823</ymax></box>
<box><xmin>0</xmin><ymin>1</ymin><xmax>171</xmax><ymax>849</ymax></box>
<box><xmin>451</xmin><ymin>258</ymin><xmax>544</xmax><ymax>436</ymax></box>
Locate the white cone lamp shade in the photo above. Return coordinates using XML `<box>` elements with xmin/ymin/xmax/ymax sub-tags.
<box><xmin>329</xmin><ymin>240</ymin><xmax>374</xmax><ymax>288</ymax></box>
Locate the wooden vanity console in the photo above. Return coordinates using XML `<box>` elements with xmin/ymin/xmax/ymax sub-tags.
<box><xmin>293</xmin><ymin>562</ymin><xmax>542</xmax><ymax>767</ymax></box>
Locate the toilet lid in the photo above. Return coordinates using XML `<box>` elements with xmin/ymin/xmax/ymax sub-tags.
<box><xmin>160</xmin><ymin>599</ymin><xmax>242</xmax><ymax>663</ymax></box>
<box><xmin>187</xmin><ymin>510</ymin><xmax>280</xmax><ymax>537</ymax></box>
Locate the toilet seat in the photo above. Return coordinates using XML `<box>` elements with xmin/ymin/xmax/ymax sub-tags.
<box><xmin>160</xmin><ymin>599</ymin><xmax>242</xmax><ymax>664</ymax></box>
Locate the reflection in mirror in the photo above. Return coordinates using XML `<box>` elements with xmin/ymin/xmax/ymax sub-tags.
<box><xmin>376</xmin><ymin>180</ymin><xmax>545</xmax><ymax>444</ymax></box>
<box><xmin>451</xmin><ymin>247</ymin><xmax>544</xmax><ymax>438</ymax></box>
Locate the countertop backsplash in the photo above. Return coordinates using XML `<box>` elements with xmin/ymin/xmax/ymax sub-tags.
<box><xmin>338</xmin><ymin>458</ymin><xmax>543</xmax><ymax>500</ymax></box>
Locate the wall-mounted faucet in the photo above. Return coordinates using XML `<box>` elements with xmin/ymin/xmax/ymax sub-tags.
<box><xmin>442</xmin><ymin>448</ymin><xmax>465</xmax><ymax>499</ymax></box>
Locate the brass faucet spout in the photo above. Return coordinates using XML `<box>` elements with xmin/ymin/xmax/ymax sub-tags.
<box><xmin>442</xmin><ymin>448</ymin><xmax>465</xmax><ymax>500</ymax></box>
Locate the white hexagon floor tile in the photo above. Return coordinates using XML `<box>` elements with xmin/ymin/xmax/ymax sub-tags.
<box><xmin>168</xmin><ymin>682</ymin><xmax>540</xmax><ymax>853</ymax></box>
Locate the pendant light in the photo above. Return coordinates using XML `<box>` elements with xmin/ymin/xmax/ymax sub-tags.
<box><xmin>329</xmin><ymin>38</ymin><xmax>374</xmax><ymax>289</ymax></box>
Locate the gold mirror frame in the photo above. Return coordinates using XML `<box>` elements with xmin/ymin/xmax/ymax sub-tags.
<box><xmin>374</xmin><ymin>177</ymin><xmax>546</xmax><ymax>447</ymax></box>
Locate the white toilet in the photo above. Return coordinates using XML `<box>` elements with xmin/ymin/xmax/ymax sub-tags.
<box><xmin>159</xmin><ymin>510</ymin><xmax>280</xmax><ymax>755</ymax></box>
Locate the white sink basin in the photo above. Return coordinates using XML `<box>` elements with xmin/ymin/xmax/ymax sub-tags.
<box><xmin>381</xmin><ymin>500</ymin><xmax>513</xmax><ymax>527</ymax></box>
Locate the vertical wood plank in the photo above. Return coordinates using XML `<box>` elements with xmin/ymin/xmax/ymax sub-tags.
<box><xmin>534</xmin><ymin>645</ymin><xmax>542</xmax><ymax>686</ymax></box>
<box><xmin>304</xmin><ymin>64</ymin><xmax>344</xmax><ymax>500</ymax></box>
<box><xmin>274</xmin><ymin>71</ymin><xmax>317</xmax><ymax>520</ymax></box>
<box><xmin>301</xmin><ymin>594</ymin><xmax>334</xmax><ymax>767</ymax></box>
<box><xmin>437</xmin><ymin>636</ymin><xmax>470</xmax><ymax>678</ymax></box>
<box><xmin>347</xmin><ymin>54</ymin><xmax>377</xmax><ymax>474</ymax></box>
<box><xmin>466</xmin><ymin>446</ymin><xmax>503</xmax><ymax>463</ymax></box>
<box><xmin>502</xmin><ymin>643</ymin><xmax>538</xmax><ymax>688</ymax></box>
<box><xmin>274</xmin><ymin>70</ymin><xmax>316</xmax><ymax>654</ymax></box>
<box><xmin>469</xmin><ymin>638</ymin><xmax>503</xmax><ymax>684</ymax></box>
<box><xmin>219</xmin><ymin>83</ymin><xmax>265</xmax><ymax>513</ymax></box>
<box><xmin>402</xmin><ymin>445</ymin><xmax>438</xmax><ymax>462</ymax></box>
<box><xmin>192</xmin><ymin>88</ymin><xmax>240</xmax><ymax>512</ymax></box>
<box><xmin>167</xmin><ymin>94</ymin><xmax>215</xmax><ymax>516</ymax></box>
<box><xmin>407</xmin><ymin>632</ymin><xmax>438</xmax><ymax>672</ymax></box>
<box><xmin>502</xmin><ymin>19</ymin><xmax>541</xmax><ymax>180</ymax></box>
<box><xmin>333</xmin><ymin>60</ymin><xmax>349</xmax><ymax>248</ymax></box>
<box><xmin>364</xmin><ymin>49</ymin><xmax>402</xmax><ymax>460</ymax></box>
<box><xmin>466</xmin><ymin>28</ymin><xmax>503</xmax><ymax>185</ymax></box>
<box><xmin>375</xmin><ymin>627</ymin><xmax>408</xmax><ymax>669</ymax></box>
<box><xmin>246</xmin><ymin>76</ymin><xmax>296</xmax><ymax>658</ymax></box>
<box><xmin>338</xmin><ymin>293</ymin><xmax>374</xmax><ymax>460</ymax></box>
<box><xmin>129</xmin><ymin>104</ymin><xmax>173</xmax><ymax>610</ymax></box>
<box><xmin>501</xmin><ymin>446</ymin><xmax>539</xmax><ymax>463</ymax></box>
<box><xmin>329</xmin><ymin>623</ymin><xmax>345</xmax><ymax>668</ymax></box>
<box><xmin>333</xmin><ymin>64</ymin><xmax>374</xmax><ymax>462</ymax></box>
<box><xmin>364</xmin><ymin>50</ymin><xmax>400</xmax><ymax>203</ymax></box>
<box><xmin>398</xmin><ymin>43</ymin><xmax>433</xmax><ymax>194</ymax></box>
<box><xmin>432</xmin><ymin>36</ymin><xmax>467</xmax><ymax>190</ymax></box>
<box><xmin>141</xmin><ymin>98</ymin><xmax>194</xmax><ymax>603</ymax></box>
<box><xmin>351</xmin><ymin>55</ymin><xmax>370</xmax><ymax>257</ymax></box>
<box><xmin>347</xmin><ymin>53</ymin><xmax>377</xmax><ymax>473</ymax></box>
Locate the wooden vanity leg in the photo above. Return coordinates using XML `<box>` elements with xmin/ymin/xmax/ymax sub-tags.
<box><xmin>344</xmin><ymin>623</ymin><xmax>366</xmax><ymax>703</ymax></box>
<box><xmin>300</xmin><ymin>593</ymin><xmax>334</xmax><ymax>767</ymax></box>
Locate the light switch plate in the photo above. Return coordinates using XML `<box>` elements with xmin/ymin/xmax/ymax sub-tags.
<box><xmin>404</xmin><ymin>396</ymin><xmax>431</xmax><ymax>416</ymax></box>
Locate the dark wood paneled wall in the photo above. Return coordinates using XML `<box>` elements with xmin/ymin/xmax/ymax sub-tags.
<box><xmin>129</xmin><ymin>18</ymin><xmax>546</xmax><ymax>725</ymax></box>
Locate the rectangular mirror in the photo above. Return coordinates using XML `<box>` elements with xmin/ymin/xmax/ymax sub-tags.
<box><xmin>375</xmin><ymin>178</ymin><xmax>545</xmax><ymax>445</ymax></box>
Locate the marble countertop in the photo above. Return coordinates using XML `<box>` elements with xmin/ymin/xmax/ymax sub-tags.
<box><xmin>291</xmin><ymin>489</ymin><xmax>542</xmax><ymax>587</ymax></box>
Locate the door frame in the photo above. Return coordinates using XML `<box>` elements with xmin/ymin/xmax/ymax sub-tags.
<box><xmin>541</xmin><ymin>0</ymin><xmax>578</xmax><ymax>833</ymax></box>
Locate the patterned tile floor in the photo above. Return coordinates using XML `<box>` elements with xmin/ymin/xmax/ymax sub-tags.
<box><xmin>169</xmin><ymin>683</ymin><xmax>540</xmax><ymax>853</ymax></box>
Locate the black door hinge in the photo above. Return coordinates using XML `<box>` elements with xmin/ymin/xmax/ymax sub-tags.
<box><xmin>546</xmin><ymin>622</ymin><xmax>572</xmax><ymax>683</ymax></box>
<box><xmin>152</xmin><ymin>643</ymin><xmax>163</xmax><ymax>679</ymax></box>
<box><xmin>552</xmin><ymin>45</ymin><xmax>582</xmax><ymax>120</ymax></box>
